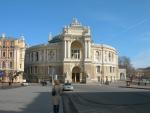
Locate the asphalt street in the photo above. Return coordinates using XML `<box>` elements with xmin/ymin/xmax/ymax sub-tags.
<box><xmin>0</xmin><ymin>84</ymin><xmax>150</xmax><ymax>113</ymax></box>
<box><xmin>62</xmin><ymin>85</ymin><xmax>150</xmax><ymax>113</ymax></box>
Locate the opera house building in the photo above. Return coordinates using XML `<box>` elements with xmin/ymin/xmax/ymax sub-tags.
<box><xmin>24</xmin><ymin>19</ymin><xmax>121</xmax><ymax>83</ymax></box>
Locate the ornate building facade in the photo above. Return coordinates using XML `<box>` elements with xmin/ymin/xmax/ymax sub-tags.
<box><xmin>25</xmin><ymin>19</ymin><xmax>119</xmax><ymax>83</ymax></box>
<box><xmin>0</xmin><ymin>34</ymin><xmax>26</xmax><ymax>82</ymax></box>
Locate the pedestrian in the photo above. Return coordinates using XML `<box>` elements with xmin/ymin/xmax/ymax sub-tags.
<box><xmin>52</xmin><ymin>80</ymin><xmax>62</xmax><ymax>113</ymax></box>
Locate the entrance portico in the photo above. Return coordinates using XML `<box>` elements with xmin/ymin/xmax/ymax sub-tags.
<box><xmin>72</xmin><ymin>66</ymin><xmax>81</xmax><ymax>83</ymax></box>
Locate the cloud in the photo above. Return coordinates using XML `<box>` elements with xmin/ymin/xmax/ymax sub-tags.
<box><xmin>122</xmin><ymin>17</ymin><xmax>150</xmax><ymax>33</ymax></box>
<box><xmin>132</xmin><ymin>49</ymin><xmax>150</xmax><ymax>68</ymax></box>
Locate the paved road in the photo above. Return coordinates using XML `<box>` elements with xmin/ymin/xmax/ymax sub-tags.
<box><xmin>0</xmin><ymin>84</ymin><xmax>150</xmax><ymax>113</ymax></box>
<box><xmin>62</xmin><ymin>85</ymin><xmax>150</xmax><ymax>113</ymax></box>
<box><xmin>0</xmin><ymin>85</ymin><xmax>53</xmax><ymax>113</ymax></box>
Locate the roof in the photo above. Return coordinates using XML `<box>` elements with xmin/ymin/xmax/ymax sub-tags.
<box><xmin>93</xmin><ymin>43</ymin><xmax>116</xmax><ymax>50</ymax></box>
<box><xmin>0</xmin><ymin>36</ymin><xmax>18</xmax><ymax>41</ymax></box>
<box><xmin>28</xmin><ymin>44</ymin><xmax>47</xmax><ymax>49</ymax></box>
<box><xmin>48</xmin><ymin>35</ymin><xmax>62</xmax><ymax>43</ymax></box>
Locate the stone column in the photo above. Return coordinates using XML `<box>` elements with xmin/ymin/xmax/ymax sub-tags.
<box><xmin>87</xmin><ymin>41</ymin><xmax>89</xmax><ymax>58</ymax></box>
<box><xmin>64</xmin><ymin>41</ymin><xmax>66</xmax><ymax>58</ymax></box>
<box><xmin>14</xmin><ymin>49</ymin><xmax>16</xmax><ymax>70</ymax></box>
<box><xmin>80</xmin><ymin>72</ymin><xmax>82</xmax><ymax>82</ymax></box>
<box><xmin>68</xmin><ymin>41</ymin><xmax>71</xmax><ymax>58</ymax></box>
<box><xmin>44</xmin><ymin>49</ymin><xmax>46</xmax><ymax>62</ymax></box>
<box><xmin>0</xmin><ymin>50</ymin><xmax>1</xmax><ymax>59</ymax></box>
<box><xmin>87</xmin><ymin>41</ymin><xmax>91</xmax><ymax>59</ymax></box>
<box><xmin>75</xmin><ymin>74</ymin><xmax>76</xmax><ymax>83</ymax></box>
<box><xmin>85</xmin><ymin>41</ymin><xmax>87</xmax><ymax>58</ymax></box>
<box><xmin>66</xmin><ymin>41</ymin><xmax>68</xmax><ymax>58</ymax></box>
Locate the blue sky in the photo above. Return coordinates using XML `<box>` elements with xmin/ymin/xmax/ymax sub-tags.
<box><xmin>0</xmin><ymin>0</ymin><xmax>150</xmax><ymax>68</ymax></box>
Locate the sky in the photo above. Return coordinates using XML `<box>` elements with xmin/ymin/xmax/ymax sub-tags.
<box><xmin>0</xmin><ymin>0</ymin><xmax>150</xmax><ymax>68</ymax></box>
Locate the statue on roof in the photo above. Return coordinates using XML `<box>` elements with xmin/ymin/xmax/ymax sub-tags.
<box><xmin>1</xmin><ymin>33</ymin><xmax>6</xmax><ymax>38</ymax></box>
<box><xmin>48</xmin><ymin>32</ymin><xmax>52</xmax><ymax>41</ymax></box>
<box><xmin>70</xmin><ymin>17</ymin><xmax>81</xmax><ymax>26</ymax></box>
<box><xmin>20</xmin><ymin>34</ymin><xmax>25</xmax><ymax>41</ymax></box>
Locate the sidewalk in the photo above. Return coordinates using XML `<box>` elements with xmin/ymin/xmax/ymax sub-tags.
<box><xmin>0</xmin><ymin>82</ymin><xmax>23</xmax><ymax>89</ymax></box>
<box><xmin>119</xmin><ymin>84</ymin><xmax>150</xmax><ymax>90</ymax></box>
<box><xmin>111</xmin><ymin>80</ymin><xmax>150</xmax><ymax>90</ymax></box>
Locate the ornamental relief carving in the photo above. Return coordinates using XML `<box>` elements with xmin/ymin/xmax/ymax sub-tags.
<box><xmin>48</xmin><ymin>50</ymin><xmax>56</xmax><ymax>61</ymax></box>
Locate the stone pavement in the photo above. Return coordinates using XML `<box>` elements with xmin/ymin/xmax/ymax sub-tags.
<box><xmin>0</xmin><ymin>82</ymin><xmax>23</xmax><ymax>89</ymax></box>
<box><xmin>110</xmin><ymin>80</ymin><xmax>150</xmax><ymax>90</ymax></box>
<box><xmin>73</xmin><ymin>80</ymin><xmax>150</xmax><ymax>90</ymax></box>
<box><xmin>0</xmin><ymin>85</ymin><xmax>63</xmax><ymax>113</ymax></box>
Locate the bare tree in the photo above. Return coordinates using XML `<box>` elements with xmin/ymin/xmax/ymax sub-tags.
<box><xmin>119</xmin><ymin>56</ymin><xmax>135</xmax><ymax>79</ymax></box>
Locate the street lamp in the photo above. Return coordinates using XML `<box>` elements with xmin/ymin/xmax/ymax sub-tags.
<box><xmin>51</xmin><ymin>67</ymin><xmax>55</xmax><ymax>85</ymax></box>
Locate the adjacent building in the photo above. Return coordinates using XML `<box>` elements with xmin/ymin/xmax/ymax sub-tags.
<box><xmin>136</xmin><ymin>67</ymin><xmax>150</xmax><ymax>79</ymax></box>
<box><xmin>0</xmin><ymin>34</ymin><xmax>26</xmax><ymax>83</ymax></box>
<box><xmin>25</xmin><ymin>19</ymin><xmax>120</xmax><ymax>83</ymax></box>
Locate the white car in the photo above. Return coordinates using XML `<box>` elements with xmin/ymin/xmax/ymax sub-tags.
<box><xmin>21</xmin><ymin>82</ymin><xmax>29</xmax><ymax>86</ymax></box>
<box><xmin>63</xmin><ymin>83</ymin><xmax>74</xmax><ymax>91</ymax></box>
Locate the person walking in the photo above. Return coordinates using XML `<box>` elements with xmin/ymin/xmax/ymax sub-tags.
<box><xmin>52</xmin><ymin>80</ymin><xmax>62</xmax><ymax>113</ymax></box>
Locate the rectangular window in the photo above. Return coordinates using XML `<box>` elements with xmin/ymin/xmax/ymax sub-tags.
<box><xmin>3</xmin><ymin>41</ymin><xmax>6</xmax><ymax>48</ymax></box>
<box><xmin>31</xmin><ymin>52</ymin><xmax>33</xmax><ymax>61</ymax></box>
<box><xmin>71</xmin><ymin>49</ymin><xmax>80</xmax><ymax>59</ymax></box>
<box><xmin>10</xmin><ymin>52</ymin><xmax>13</xmax><ymax>58</ymax></box>
<box><xmin>10</xmin><ymin>41</ymin><xmax>14</xmax><ymax>48</ymax></box>
<box><xmin>96</xmin><ymin>66</ymin><xmax>100</xmax><ymax>73</ymax></box>
<box><xmin>41</xmin><ymin>50</ymin><xmax>44</xmax><ymax>61</ymax></box>
<box><xmin>3</xmin><ymin>52</ymin><xmax>6</xmax><ymax>57</ymax></box>
<box><xmin>110</xmin><ymin>66</ymin><xmax>112</xmax><ymax>73</ymax></box>
<box><xmin>36</xmin><ymin>52</ymin><xmax>39</xmax><ymax>61</ymax></box>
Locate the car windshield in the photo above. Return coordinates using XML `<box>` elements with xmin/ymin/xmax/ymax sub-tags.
<box><xmin>64</xmin><ymin>83</ymin><xmax>71</xmax><ymax>85</ymax></box>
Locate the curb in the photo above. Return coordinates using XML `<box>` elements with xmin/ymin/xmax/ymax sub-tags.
<box><xmin>119</xmin><ymin>86</ymin><xmax>150</xmax><ymax>90</ymax></box>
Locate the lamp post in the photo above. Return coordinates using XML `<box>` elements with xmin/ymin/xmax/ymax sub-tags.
<box><xmin>51</xmin><ymin>67</ymin><xmax>55</xmax><ymax>85</ymax></box>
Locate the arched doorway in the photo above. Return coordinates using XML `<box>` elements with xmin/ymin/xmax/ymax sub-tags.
<box><xmin>72</xmin><ymin>67</ymin><xmax>80</xmax><ymax>83</ymax></box>
<box><xmin>120</xmin><ymin>73</ymin><xmax>125</xmax><ymax>80</ymax></box>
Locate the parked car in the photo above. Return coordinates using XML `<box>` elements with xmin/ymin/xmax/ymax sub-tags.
<box><xmin>40</xmin><ymin>80</ymin><xmax>47</xmax><ymax>86</ymax></box>
<box><xmin>21</xmin><ymin>82</ymin><xmax>29</xmax><ymax>86</ymax></box>
<box><xmin>63</xmin><ymin>83</ymin><xmax>74</xmax><ymax>91</ymax></box>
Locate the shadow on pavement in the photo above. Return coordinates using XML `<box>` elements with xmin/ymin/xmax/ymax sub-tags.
<box><xmin>62</xmin><ymin>91</ymin><xmax>150</xmax><ymax>113</ymax></box>
<box><xmin>0</xmin><ymin>92</ymin><xmax>51</xmax><ymax>113</ymax></box>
